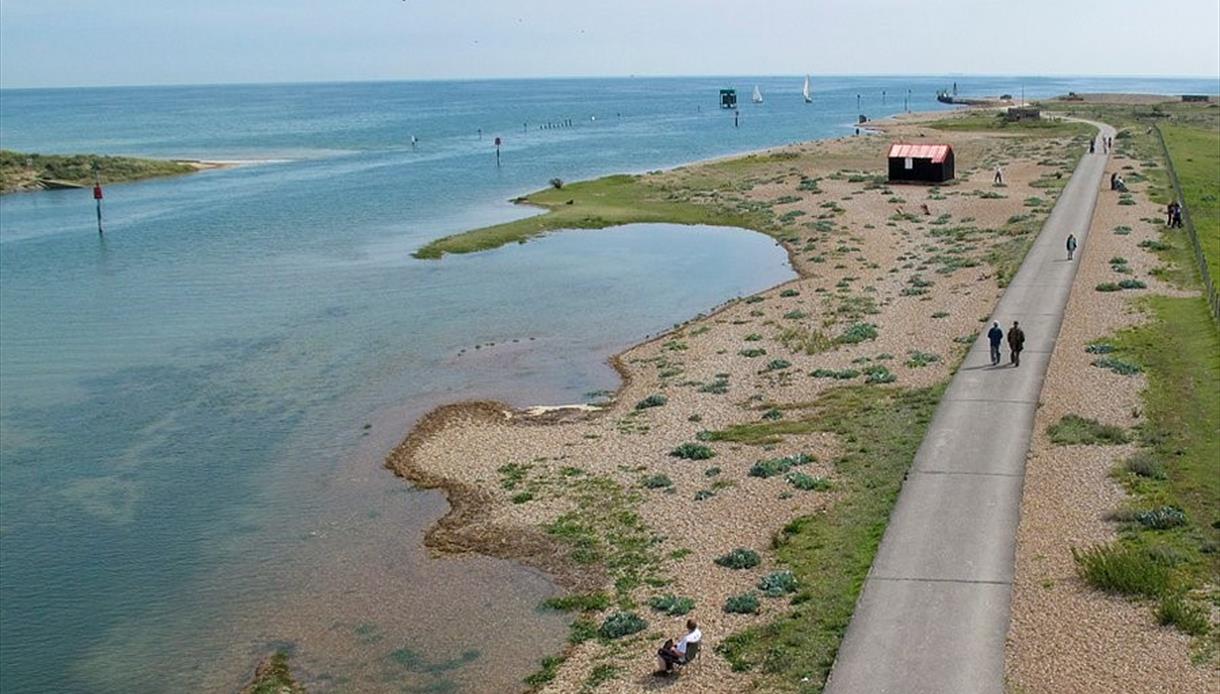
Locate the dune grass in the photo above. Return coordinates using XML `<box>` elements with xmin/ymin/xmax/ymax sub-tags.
<box><xmin>926</xmin><ymin>113</ymin><xmax>1092</xmax><ymax>139</ymax></box>
<box><xmin>714</xmin><ymin>384</ymin><xmax>942</xmax><ymax>690</ymax></box>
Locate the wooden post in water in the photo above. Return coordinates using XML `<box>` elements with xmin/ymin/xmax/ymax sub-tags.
<box><xmin>494</xmin><ymin>136</ymin><xmax>501</xmax><ymax>167</ymax></box>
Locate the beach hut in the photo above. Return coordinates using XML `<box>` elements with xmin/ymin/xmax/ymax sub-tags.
<box><xmin>888</xmin><ymin>143</ymin><xmax>955</xmax><ymax>184</ymax></box>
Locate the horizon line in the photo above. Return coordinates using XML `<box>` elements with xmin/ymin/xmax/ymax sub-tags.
<box><xmin>2</xmin><ymin>71</ymin><xmax>1218</xmax><ymax>92</ymax></box>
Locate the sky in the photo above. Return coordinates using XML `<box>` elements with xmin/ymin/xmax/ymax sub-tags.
<box><xmin>1</xmin><ymin>0</ymin><xmax>1218</xmax><ymax>88</ymax></box>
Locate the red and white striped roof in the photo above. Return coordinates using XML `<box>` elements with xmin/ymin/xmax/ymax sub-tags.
<box><xmin>888</xmin><ymin>143</ymin><xmax>952</xmax><ymax>163</ymax></box>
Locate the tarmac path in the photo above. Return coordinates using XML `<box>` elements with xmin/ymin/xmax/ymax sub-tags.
<box><xmin>824</xmin><ymin>120</ymin><xmax>1116</xmax><ymax>694</ymax></box>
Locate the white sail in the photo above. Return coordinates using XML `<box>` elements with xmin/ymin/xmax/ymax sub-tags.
<box><xmin>803</xmin><ymin>76</ymin><xmax>812</xmax><ymax>103</ymax></box>
<box><xmin>752</xmin><ymin>85</ymin><xmax>763</xmax><ymax>103</ymax></box>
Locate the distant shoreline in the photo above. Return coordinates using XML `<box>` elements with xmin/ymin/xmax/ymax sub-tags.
<box><xmin>0</xmin><ymin>150</ymin><xmax>236</xmax><ymax>195</ymax></box>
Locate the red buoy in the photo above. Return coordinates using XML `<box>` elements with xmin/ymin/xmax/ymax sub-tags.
<box><xmin>93</xmin><ymin>184</ymin><xmax>104</xmax><ymax>200</ymax></box>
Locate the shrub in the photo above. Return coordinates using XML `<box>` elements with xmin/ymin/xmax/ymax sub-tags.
<box><xmin>758</xmin><ymin>570</ymin><xmax>799</xmax><ymax>597</ymax></box>
<box><xmin>744</xmin><ymin>333</ymin><xmax>763</xmax><ymax>341</ymax></box>
<box><xmin>598</xmin><ymin>612</ymin><xmax>647</xmax><ymax>639</ymax></box>
<box><xmin>648</xmin><ymin>594</ymin><xmax>696</xmax><ymax>616</ymax></box>
<box><xmin>693</xmin><ymin>489</ymin><xmax>716</xmax><ymax>501</ymax></box>
<box><xmin>1118</xmin><ymin>279</ymin><xmax>1146</xmax><ymax>290</ymax></box>
<box><xmin>1096</xmin><ymin>282</ymin><xmax>1122</xmax><ymax>292</ymax></box>
<box><xmin>811</xmin><ymin>368</ymin><xmax>860</xmax><ymax>380</ymax></box>
<box><xmin>762</xmin><ymin>359</ymin><xmax>792</xmax><ymax>372</ymax></box>
<box><xmin>1157</xmin><ymin>593</ymin><xmax>1210</xmax><ymax>636</ymax></box>
<box><xmin>761</xmin><ymin>408</ymin><xmax>783</xmax><ymax>421</ymax></box>
<box><xmin>1072</xmin><ymin>543</ymin><xmax>1171</xmax><ymax>597</ymax></box>
<box><xmin>549</xmin><ymin>177</ymin><xmax>564</xmax><ymax>189</ymax></box>
<box><xmin>904</xmin><ymin>351</ymin><xmax>941</xmax><ymax>368</ymax></box>
<box><xmin>1047</xmin><ymin>415</ymin><xmax>1129</xmax><ymax>445</ymax></box>
<box><xmin>635</xmin><ymin>394</ymin><xmax>668</xmax><ymax>409</ymax></box>
<box><xmin>786</xmin><ymin>472</ymin><xmax>831</xmax><ymax>491</ymax></box>
<box><xmin>1092</xmin><ymin>356</ymin><xmax>1141</xmax><ymax>375</ymax></box>
<box><xmin>1085</xmin><ymin>341</ymin><xmax>1116</xmax><ymax>354</ymax></box>
<box><xmin>641</xmin><ymin>474</ymin><xmax>674</xmax><ymax>489</ymax></box>
<box><xmin>779</xmin><ymin>289</ymin><xmax>800</xmax><ymax>297</ymax></box>
<box><xmin>739</xmin><ymin>348</ymin><xmax>768</xmax><ymax>358</ymax></box>
<box><xmin>714</xmin><ymin>548</ymin><xmax>761</xmax><ymax>569</ymax></box>
<box><xmin>671</xmin><ymin>443</ymin><xmax>716</xmax><ymax>460</ymax></box>
<box><xmin>698</xmin><ymin>376</ymin><xmax>730</xmax><ymax>394</ymax></box>
<box><xmin>1125</xmin><ymin>452</ymin><xmax>1167</xmax><ymax>480</ymax></box>
<box><xmin>723</xmin><ymin>592</ymin><xmax>761</xmax><ymax>614</ymax></box>
<box><xmin>782</xmin><ymin>310</ymin><xmax>808</xmax><ymax>320</ymax></box>
<box><xmin>1135</xmin><ymin>506</ymin><xmax>1187</xmax><ymax>530</ymax></box>
<box><xmin>837</xmin><ymin>323</ymin><xmax>879</xmax><ymax>344</ymax></box>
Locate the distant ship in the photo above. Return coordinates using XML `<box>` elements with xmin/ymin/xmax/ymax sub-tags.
<box><xmin>803</xmin><ymin>76</ymin><xmax>812</xmax><ymax>104</ymax></box>
<box><xmin>752</xmin><ymin>85</ymin><xmax>764</xmax><ymax>104</ymax></box>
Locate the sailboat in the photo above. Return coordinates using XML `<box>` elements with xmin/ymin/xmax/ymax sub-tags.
<box><xmin>802</xmin><ymin>76</ymin><xmax>812</xmax><ymax>104</ymax></box>
<box><xmin>752</xmin><ymin>85</ymin><xmax>763</xmax><ymax>104</ymax></box>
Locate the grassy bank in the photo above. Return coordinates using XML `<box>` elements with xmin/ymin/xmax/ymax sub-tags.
<box><xmin>714</xmin><ymin>384</ymin><xmax>943</xmax><ymax>691</ymax></box>
<box><xmin>0</xmin><ymin>149</ymin><xmax>196</xmax><ymax>194</ymax></box>
<box><xmin>926</xmin><ymin>111</ymin><xmax>1092</xmax><ymax>139</ymax></box>
<box><xmin>412</xmin><ymin>164</ymin><xmax>786</xmax><ymax>259</ymax></box>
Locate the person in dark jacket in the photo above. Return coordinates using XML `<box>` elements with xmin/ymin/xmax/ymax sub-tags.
<box><xmin>1066</xmin><ymin>233</ymin><xmax>1078</xmax><ymax>260</ymax></box>
<box><xmin>987</xmin><ymin>321</ymin><xmax>1004</xmax><ymax>366</ymax></box>
<box><xmin>1007</xmin><ymin>321</ymin><xmax>1026</xmax><ymax>367</ymax></box>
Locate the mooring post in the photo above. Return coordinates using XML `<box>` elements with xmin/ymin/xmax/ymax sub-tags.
<box><xmin>92</xmin><ymin>162</ymin><xmax>104</xmax><ymax>235</ymax></box>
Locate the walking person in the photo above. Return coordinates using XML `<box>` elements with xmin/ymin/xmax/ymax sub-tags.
<box><xmin>1089</xmin><ymin>138</ymin><xmax>1095</xmax><ymax>154</ymax></box>
<box><xmin>1007</xmin><ymin>321</ymin><xmax>1025</xmax><ymax>367</ymax></box>
<box><xmin>1172</xmin><ymin>205</ymin><xmax>1183</xmax><ymax>229</ymax></box>
<box><xmin>994</xmin><ymin>166</ymin><xmax>1003</xmax><ymax>185</ymax></box>
<box><xmin>1066</xmin><ymin>233</ymin><xmax>1078</xmax><ymax>260</ymax></box>
<box><xmin>987</xmin><ymin>321</ymin><xmax>1004</xmax><ymax>366</ymax></box>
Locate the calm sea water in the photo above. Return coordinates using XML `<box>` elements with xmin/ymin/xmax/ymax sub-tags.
<box><xmin>1</xmin><ymin>75</ymin><xmax>1214</xmax><ymax>693</ymax></box>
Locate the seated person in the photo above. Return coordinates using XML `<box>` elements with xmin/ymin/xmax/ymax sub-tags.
<box><xmin>675</xmin><ymin>619</ymin><xmax>702</xmax><ymax>662</ymax></box>
<box><xmin>656</xmin><ymin>639</ymin><xmax>682</xmax><ymax>674</ymax></box>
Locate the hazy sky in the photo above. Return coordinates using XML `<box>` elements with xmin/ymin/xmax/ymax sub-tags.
<box><xmin>2</xmin><ymin>0</ymin><xmax>1218</xmax><ymax>88</ymax></box>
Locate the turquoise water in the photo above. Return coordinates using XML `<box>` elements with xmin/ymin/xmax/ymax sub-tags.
<box><xmin>1</xmin><ymin>75</ymin><xmax>1215</xmax><ymax>692</ymax></box>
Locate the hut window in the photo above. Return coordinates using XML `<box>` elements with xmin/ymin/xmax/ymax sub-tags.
<box><xmin>904</xmin><ymin>157</ymin><xmax>913</xmax><ymax>170</ymax></box>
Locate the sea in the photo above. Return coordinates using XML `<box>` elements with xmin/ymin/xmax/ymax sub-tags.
<box><xmin>1</xmin><ymin>75</ymin><xmax>1214</xmax><ymax>693</ymax></box>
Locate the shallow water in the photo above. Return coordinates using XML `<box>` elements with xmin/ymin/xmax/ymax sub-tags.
<box><xmin>1</xmin><ymin>75</ymin><xmax>1215</xmax><ymax>692</ymax></box>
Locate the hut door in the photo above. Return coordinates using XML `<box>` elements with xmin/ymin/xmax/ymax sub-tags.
<box><xmin>904</xmin><ymin>157</ymin><xmax>914</xmax><ymax>170</ymax></box>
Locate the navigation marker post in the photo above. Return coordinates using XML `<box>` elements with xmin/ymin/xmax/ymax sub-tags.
<box><xmin>92</xmin><ymin>163</ymin><xmax>104</xmax><ymax>235</ymax></box>
<box><xmin>494</xmin><ymin>136</ymin><xmax>502</xmax><ymax>167</ymax></box>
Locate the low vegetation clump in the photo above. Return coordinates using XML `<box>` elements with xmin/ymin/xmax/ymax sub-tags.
<box><xmin>714</xmin><ymin>548</ymin><xmax>761</xmax><ymax>570</ymax></box>
<box><xmin>1047</xmin><ymin>414</ymin><xmax>1129</xmax><ymax>445</ymax></box>
<box><xmin>761</xmin><ymin>359</ymin><xmax>792</xmax><ymax>372</ymax></box>
<box><xmin>245</xmin><ymin>652</ymin><xmax>303</xmax><ymax>694</ymax></box>
<box><xmin>641</xmin><ymin>474</ymin><xmax>674</xmax><ymax>490</ymax></box>
<box><xmin>724</xmin><ymin>593</ymin><xmax>762</xmax><ymax>614</ymax></box>
<box><xmin>1091</xmin><ymin>355</ymin><xmax>1141</xmax><ymax>375</ymax></box>
<box><xmin>1071</xmin><ymin>543</ymin><xmax>1171</xmax><ymax>598</ymax></box>
<box><xmin>542</xmin><ymin>593</ymin><xmax>612</xmax><ymax>612</ymax></box>
<box><xmin>904</xmin><ymin>351</ymin><xmax>941</xmax><ymax>368</ymax></box>
<box><xmin>836</xmin><ymin>322</ymin><xmax>878</xmax><ymax>344</ymax></box>
<box><xmin>749</xmin><ymin>453</ymin><xmax>815</xmax><ymax>479</ymax></box>
<box><xmin>1134</xmin><ymin>506</ymin><xmax>1187</xmax><ymax>530</ymax></box>
<box><xmin>1124</xmin><ymin>452</ymin><xmax>1167</xmax><ymax>480</ymax></box>
<box><xmin>648</xmin><ymin>594</ymin><xmax>695</xmax><ymax>616</ymax></box>
<box><xmin>862</xmin><ymin>365</ymin><xmax>897</xmax><ymax>384</ymax></box>
<box><xmin>635</xmin><ymin>394</ymin><xmax>668</xmax><ymax>409</ymax></box>
<box><xmin>757</xmin><ymin>570</ymin><xmax>799</xmax><ymax>597</ymax></box>
<box><xmin>698</xmin><ymin>375</ymin><xmax>730</xmax><ymax>394</ymax></box>
<box><xmin>811</xmin><ymin>368</ymin><xmax>860</xmax><ymax>380</ymax></box>
<box><xmin>1118</xmin><ymin>278</ymin><xmax>1147</xmax><ymax>290</ymax></box>
<box><xmin>739</xmin><ymin>348</ymin><xmax>768</xmax><ymax>358</ymax></box>
<box><xmin>1156</xmin><ymin>593</ymin><xmax>1210</xmax><ymax>636</ymax></box>
<box><xmin>671</xmin><ymin>443</ymin><xmax>716</xmax><ymax>460</ymax></box>
<box><xmin>779</xmin><ymin>288</ymin><xmax>800</xmax><ymax>298</ymax></box>
<box><xmin>786</xmin><ymin>472</ymin><xmax>831</xmax><ymax>492</ymax></box>
<box><xmin>598</xmin><ymin>612</ymin><xmax>647</xmax><ymax>639</ymax></box>
<box><xmin>1085</xmin><ymin>341</ymin><xmax>1116</xmax><ymax>354</ymax></box>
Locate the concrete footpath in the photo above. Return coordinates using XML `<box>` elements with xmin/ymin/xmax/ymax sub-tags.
<box><xmin>825</xmin><ymin>122</ymin><xmax>1116</xmax><ymax>694</ymax></box>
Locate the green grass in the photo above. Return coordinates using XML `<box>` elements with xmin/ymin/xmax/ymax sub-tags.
<box><xmin>0</xmin><ymin>149</ymin><xmax>197</xmax><ymax>194</ymax></box>
<box><xmin>715</xmin><ymin>385</ymin><xmax>942</xmax><ymax>690</ymax></box>
<box><xmin>647</xmin><ymin>593</ymin><xmax>695</xmax><ymax>616</ymax></box>
<box><xmin>1046</xmin><ymin>414</ymin><xmax>1129</xmax><ymax>445</ymax></box>
<box><xmin>1072</xmin><ymin>543</ymin><xmax>1172</xmax><ymax>598</ymax></box>
<box><xmin>1161</xmin><ymin>124</ymin><xmax>1220</xmax><ymax>283</ymax></box>
<box><xmin>542</xmin><ymin>592</ymin><xmax>612</xmax><ymax>612</ymax></box>
<box><xmin>413</xmin><ymin>169</ymin><xmax>776</xmax><ymax>258</ymax></box>
<box><xmin>1112</xmin><ymin>295</ymin><xmax>1220</xmax><ymax>576</ymax></box>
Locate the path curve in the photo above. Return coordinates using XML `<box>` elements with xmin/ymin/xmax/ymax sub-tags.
<box><xmin>824</xmin><ymin>120</ymin><xmax>1116</xmax><ymax>694</ymax></box>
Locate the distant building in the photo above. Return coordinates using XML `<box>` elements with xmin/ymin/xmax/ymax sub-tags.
<box><xmin>1182</xmin><ymin>94</ymin><xmax>1210</xmax><ymax>103</ymax></box>
<box><xmin>720</xmin><ymin>89</ymin><xmax>737</xmax><ymax>109</ymax></box>
<box><xmin>1005</xmin><ymin>107</ymin><xmax>1042</xmax><ymax>121</ymax></box>
<box><xmin>888</xmin><ymin>143</ymin><xmax>955</xmax><ymax>184</ymax></box>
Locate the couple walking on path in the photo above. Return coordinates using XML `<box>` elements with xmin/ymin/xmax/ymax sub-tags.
<box><xmin>987</xmin><ymin>321</ymin><xmax>1025</xmax><ymax>366</ymax></box>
